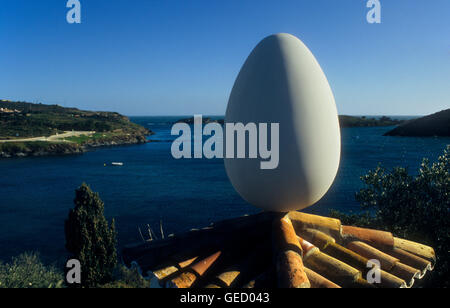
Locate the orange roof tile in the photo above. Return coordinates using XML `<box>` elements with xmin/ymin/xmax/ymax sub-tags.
<box><xmin>123</xmin><ymin>212</ymin><xmax>436</xmax><ymax>288</ymax></box>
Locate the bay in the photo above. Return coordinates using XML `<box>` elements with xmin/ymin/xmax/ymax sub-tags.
<box><xmin>0</xmin><ymin>116</ymin><xmax>448</xmax><ymax>263</ymax></box>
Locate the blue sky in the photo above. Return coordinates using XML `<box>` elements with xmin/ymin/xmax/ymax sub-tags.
<box><xmin>1</xmin><ymin>0</ymin><xmax>449</xmax><ymax>116</ymax></box>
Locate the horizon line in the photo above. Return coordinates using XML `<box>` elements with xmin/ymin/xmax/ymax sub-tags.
<box><xmin>124</xmin><ymin>114</ymin><xmax>425</xmax><ymax>117</ymax></box>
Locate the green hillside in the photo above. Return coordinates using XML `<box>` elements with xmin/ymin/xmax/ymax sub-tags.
<box><xmin>0</xmin><ymin>100</ymin><xmax>148</xmax><ymax>139</ymax></box>
<box><xmin>0</xmin><ymin>100</ymin><xmax>152</xmax><ymax>158</ymax></box>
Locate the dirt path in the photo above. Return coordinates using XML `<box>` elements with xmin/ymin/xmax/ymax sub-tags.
<box><xmin>0</xmin><ymin>131</ymin><xmax>96</xmax><ymax>143</ymax></box>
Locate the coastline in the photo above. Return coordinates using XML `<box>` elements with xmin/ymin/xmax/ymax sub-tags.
<box><xmin>0</xmin><ymin>100</ymin><xmax>154</xmax><ymax>159</ymax></box>
<box><xmin>0</xmin><ymin>132</ymin><xmax>153</xmax><ymax>159</ymax></box>
<box><xmin>1</xmin><ymin>118</ymin><xmax>448</xmax><ymax>267</ymax></box>
<box><xmin>175</xmin><ymin>115</ymin><xmax>407</xmax><ymax>128</ymax></box>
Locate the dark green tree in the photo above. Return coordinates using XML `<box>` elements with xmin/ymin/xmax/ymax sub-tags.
<box><xmin>65</xmin><ymin>183</ymin><xmax>117</xmax><ymax>287</ymax></box>
<box><xmin>331</xmin><ymin>145</ymin><xmax>449</xmax><ymax>287</ymax></box>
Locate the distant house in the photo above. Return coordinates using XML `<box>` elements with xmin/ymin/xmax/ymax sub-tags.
<box><xmin>0</xmin><ymin>107</ymin><xmax>19</xmax><ymax>114</ymax></box>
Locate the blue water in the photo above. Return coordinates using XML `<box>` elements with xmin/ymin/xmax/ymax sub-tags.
<box><xmin>0</xmin><ymin>116</ymin><xmax>448</xmax><ymax>263</ymax></box>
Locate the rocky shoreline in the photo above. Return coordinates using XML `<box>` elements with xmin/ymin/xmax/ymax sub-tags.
<box><xmin>0</xmin><ymin>133</ymin><xmax>152</xmax><ymax>159</ymax></box>
<box><xmin>0</xmin><ymin>100</ymin><xmax>155</xmax><ymax>158</ymax></box>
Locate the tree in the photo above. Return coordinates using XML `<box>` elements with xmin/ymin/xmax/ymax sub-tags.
<box><xmin>331</xmin><ymin>145</ymin><xmax>449</xmax><ymax>287</ymax></box>
<box><xmin>65</xmin><ymin>183</ymin><xmax>117</xmax><ymax>287</ymax></box>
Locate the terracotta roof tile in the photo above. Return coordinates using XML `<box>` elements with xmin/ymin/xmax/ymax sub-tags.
<box><xmin>304</xmin><ymin>267</ymin><xmax>341</xmax><ymax>288</ymax></box>
<box><xmin>301</xmin><ymin>245</ymin><xmax>364</xmax><ymax>287</ymax></box>
<box><xmin>341</xmin><ymin>225</ymin><xmax>394</xmax><ymax>249</ymax></box>
<box><xmin>346</xmin><ymin>241</ymin><xmax>420</xmax><ymax>287</ymax></box>
<box><xmin>388</xmin><ymin>247</ymin><xmax>432</xmax><ymax>276</ymax></box>
<box><xmin>347</xmin><ymin>241</ymin><xmax>399</xmax><ymax>270</ymax></box>
<box><xmin>273</xmin><ymin>215</ymin><xmax>310</xmax><ymax>288</ymax></box>
<box><xmin>393</xmin><ymin>237</ymin><xmax>436</xmax><ymax>267</ymax></box>
<box><xmin>123</xmin><ymin>212</ymin><xmax>435</xmax><ymax>288</ymax></box>
<box><xmin>300</xmin><ymin>228</ymin><xmax>336</xmax><ymax>250</ymax></box>
<box><xmin>167</xmin><ymin>251</ymin><xmax>222</xmax><ymax>288</ymax></box>
<box><xmin>289</xmin><ymin>212</ymin><xmax>342</xmax><ymax>239</ymax></box>
<box><xmin>205</xmin><ymin>243</ymin><xmax>272</xmax><ymax>288</ymax></box>
<box><xmin>389</xmin><ymin>261</ymin><xmax>421</xmax><ymax>288</ymax></box>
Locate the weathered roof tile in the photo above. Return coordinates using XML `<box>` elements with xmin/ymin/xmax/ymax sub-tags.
<box><xmin>346</xmin><ymin>241</ymin><xmax>399</xmax><ymax>270</ymax></box>
<box><xmin>393</xmin><ymin>237</ymin><xmax>436</xmax><ymax>267</ymax></box>
<box><xmin>304</xmin><ymin>267</ymin><xmax>341</xmax><ymax>288</ymax></box>
<box><xmin>341</xmin><ymin>225</ymin><xmax>394</xmax><ymax>249</ymax></box>
<box><xmin>167</xmin><ymin>251</ymin><xmax>222</xmax><ymax>288</ymax></box>
<box><xmin>273</xmin><ymin>215</ymin><xmax>310</xmax><ymax>288</ymax></box>
<box><xmin>123</xmin><ymin>212</ymin><xmax>435</xmax><ymax>288</ymax></box>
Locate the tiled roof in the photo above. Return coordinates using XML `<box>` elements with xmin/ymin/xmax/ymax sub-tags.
<box><xmin>122</xmin><ymin>212</ymin><xmax>435</xmax><ymax>288</ymax></box>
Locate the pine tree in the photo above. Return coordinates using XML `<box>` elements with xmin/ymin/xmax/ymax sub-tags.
<box><xmin>65</xmin><ymin>183</ymin><xmax>117</xmax><ymax>287</ymax></box>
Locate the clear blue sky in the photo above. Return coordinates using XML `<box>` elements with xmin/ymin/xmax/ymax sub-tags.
<box><xmin>1</xmin><ymin>0</ymin><xmax>449</xmax><ymax>116</ymax></box>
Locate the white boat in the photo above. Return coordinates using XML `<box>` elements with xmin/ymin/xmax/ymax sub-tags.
<box><xmin>111</xmin><ymin>162</ymin><xmax>124</xmax><ymax>166</ymax></box>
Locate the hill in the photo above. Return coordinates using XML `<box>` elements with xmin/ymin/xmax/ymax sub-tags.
<box><xmin>175</xmin><ymin>115</ymin><xmax>404</xmax><ymax>128</ymax></box>
<box><xmin>384</xmin><ymin>109</ymin><xmax>450</xmax><ymax>137</ymax></box>
<box><xmin>0</xmin><ymin>100</ymin><xmax>153</xmax><ymax>158</ymax></box>
<box><xmin>0</xmin><ymin>100</ymin><xmax>149</xmax><ymax>138</ymax></box>
<box><xmin>338</xmin><ymin>115</ymin><xmax>404</xmax><ymax>128</ymax></box>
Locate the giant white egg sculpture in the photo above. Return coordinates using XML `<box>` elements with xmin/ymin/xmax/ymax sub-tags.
<box><xmin>224</xmin><ymin>33</ymin><xmax>341</xmax><ymax>212</ymax></box>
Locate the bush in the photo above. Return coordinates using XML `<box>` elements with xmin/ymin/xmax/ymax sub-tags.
<box><xmin>65</xmin><ymin>183</ymin><xmax>117</xmax><ymax>287</ymax></box>
<box><xmin>331</xmin><ymin>145</ymin><xmax>449</xmax><ymax>287</ymax></box>
<box><xmin>0</xmin><ymin>252</ymin><xmax>64</xmax><ymax>288</ymax></box>
<box><xmin>100</xmin><ymin>265</ymin><xmax>149</xmax><ymax>288</ymax></box>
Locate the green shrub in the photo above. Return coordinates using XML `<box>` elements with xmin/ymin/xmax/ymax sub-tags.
<box><xmin>0</xmin><ymin>252</ymin><xmax>64</xmax><ymax>288</ymax></box>
<box><xmin>65</xmin><ymin>183</ymin><xmax>117</xmax><ymax>287</ymax></box>
<box><xmin>331</xmin><ymin>145</ymin><xmax>449</xmax><ymax>287</ymax></box>
<box><xmin>100</xmin><ymin>265</ymin><xmax>149</xmax><ymax>288</ymax></box>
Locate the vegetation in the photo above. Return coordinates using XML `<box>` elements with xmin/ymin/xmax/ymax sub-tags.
<box><xmin>0</xmin><ymin>100</ymin><xmax>152</xmax><ymax>158</ymax></box>
<box><xmin>0</xmin><ymin>252</ymin><xmax>64</xmax><ymax>288</ymax></box>
<box><xmin>0</xmin><ymin>141</ymin><xmax>82</xmax><ymax>157</ymax></box>
<box><xmin>62</xmin><ymin>131</ymin><xmax>146</xmax><ymax>146</ymax></box>
<box><xmin>176</xmin><ymin>117</ymin><xmax>224</xmax><ymax>125</ymax></box>
<box><xmin>339</xmin><ymin>115</ymin><xmax>404</xmax><ymax>127</ymax></box>
<box><xmin>175</xmin><ymin>115</ymin><xmax>404</xmax><ymax>127</ymax></box>
<box><xmin>0</xmin><ymin>100</ymin><xmax>148</xmax><ymax>138</ymax></box>
<box><xmin>100</xmin><ymin>265</ymin><xmax>149</xmax><ymax>288</ymax></box>
<box><xmin>1</xmin><ymin>194</ymin><xmax>144</xmax><ymax>289</ymax></box>
<box><xmin>331</xmin><ymin>145</ymin><xmax>450</xmax><ymax>287</ymax></box>
<box><xmin>65</xmin><ymin>183</ymin><xmax>117</xmax><ymax>288</ymax></box>
<box><xmin>63</xmin><ymin>133</ymin><xmax>106</xmax><ymax>144</ymax></box>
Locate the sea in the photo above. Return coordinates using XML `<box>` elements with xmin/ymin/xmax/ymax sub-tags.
<box><xmin>0</xmin><ymin>116</ymin><xmax>448</xmax><ymax>263</ymax></box>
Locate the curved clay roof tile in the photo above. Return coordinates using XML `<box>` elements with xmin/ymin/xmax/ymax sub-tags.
<box><xmin>123</xmin><ymin>212</ymin><xmax>436</xmax><ymax>288</ymax></box>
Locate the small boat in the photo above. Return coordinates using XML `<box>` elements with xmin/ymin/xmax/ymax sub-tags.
<box><xmin>111</xmin><ymin>162</ymin><xmax>124</xmax><ymax>166</ymax></box>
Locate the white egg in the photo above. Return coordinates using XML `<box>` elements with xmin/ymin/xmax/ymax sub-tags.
<box><xmin>224</xmin><ymin>33</ymin><xmax>341</xmax><ymax>212</ymax></box>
